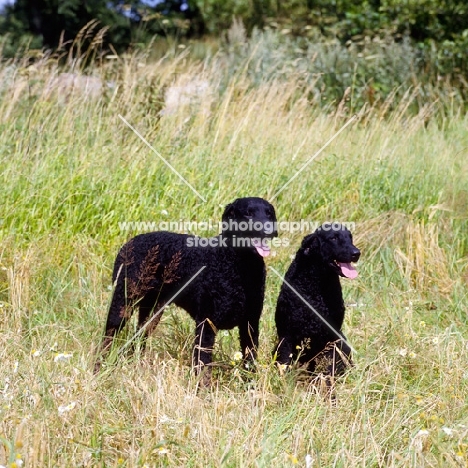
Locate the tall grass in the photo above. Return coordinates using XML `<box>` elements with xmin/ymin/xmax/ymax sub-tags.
<box><xmin>0</xmin><ymin>33</ymin><xmax>467</xmax><ymax>466</ymax></box>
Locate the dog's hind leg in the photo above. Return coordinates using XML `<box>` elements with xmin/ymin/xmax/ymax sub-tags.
<box><xmin>311</xmin><ymin>337</ymin><xmax>352</xmax><ymax>402</ymax></box>
<box><xmin>274</xmin><ymin>337</ymin><xmax>294</xmax><ymax>367</ymax></box>
<box><xmin>318</xmin><ymin>337</ymin><xmax>352</xmax><ymax>378</ymax></box>
<box><xmin>94</xmin><ymin>283</ymin><xmax>133</xmax><ymax>372</ymax></box>
<box><xmin>239</xmin><ymin>318</ymin><xmax>260</xmax><ymax>370</ymax></box>
<box><xmin>136</xmin><ymin>294</ymin><xmax>165</xmax><ymax>351</ymax></box>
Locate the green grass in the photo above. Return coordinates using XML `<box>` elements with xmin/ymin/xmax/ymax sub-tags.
<box><xmin>0</xmin><ymin>44</ymin><xmax>467</xmax><ymax>467</ymax></box>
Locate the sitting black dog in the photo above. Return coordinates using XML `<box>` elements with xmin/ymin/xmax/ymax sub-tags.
<box><xmin>274</xmin><ymin>223</ymin><xmax>360</xmax><ymax>381</ymax></box>
<box><xmin>95</xmin><ymin>197</ymin><xmax>277</xmax><ymax>384</ymax></box>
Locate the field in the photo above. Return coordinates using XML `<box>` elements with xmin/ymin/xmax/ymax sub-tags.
<box><xmin>0</xmin><ymin>37</ymin><xmax>467</xmax><ymax>467</ymax></box>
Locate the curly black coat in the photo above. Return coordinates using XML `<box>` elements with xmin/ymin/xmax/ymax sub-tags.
<box><xmin>96</xmin><ymin>197</ymin><xmax>277</xmax><ymax>382</ymax></box>
<box><xmin>275</xmin><ymin>224</ymin><xmax>360</xmax><ymax>378</ymax></box>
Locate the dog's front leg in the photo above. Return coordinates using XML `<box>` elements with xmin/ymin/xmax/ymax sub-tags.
<box><xmin>239</xmin><ymin>319</ymin><xmax>259</xmax><ymax>370</ymax></box>
<box><xmin>193</xmin><ymin>319</ymin><xmax>216</xmax><ymax>386</ymax></box>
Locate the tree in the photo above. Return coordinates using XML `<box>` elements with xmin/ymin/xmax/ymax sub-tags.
<box><xmin>0</xmin><ymin>0</ymin><xmax>205</xmax><ymax>54</ymax></box>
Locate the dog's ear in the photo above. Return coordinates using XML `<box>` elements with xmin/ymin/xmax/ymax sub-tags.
<box><xmin>222</xmin><ymin>202</ymin><xmax>236</xmax><ymax>222</ymax></box>
<box><xmin>302</xmin><ymin>233</ymin><xmax>320</xmax><ymax>255</ymax></box>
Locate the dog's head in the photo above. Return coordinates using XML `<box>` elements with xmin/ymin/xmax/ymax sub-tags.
<box><xmin>221</xmin><ymin>197</ymin><xmax>278</xmax><ymax>257</ymax></box>
<box><xmin>300</xmin><ymin>223</ymin><xmax>360</xmax><ymax>278</ymax></box>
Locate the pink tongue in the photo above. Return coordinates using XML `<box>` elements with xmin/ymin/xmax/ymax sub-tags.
<box><xmin>339</xmin><ymin>262</ymin><xmax>358</xmax><ymax>279</ymax></box>
<box><xmin>252</xmin><ymin>240</ymin><xmax>271</xmax><ymax>257</ymax></box>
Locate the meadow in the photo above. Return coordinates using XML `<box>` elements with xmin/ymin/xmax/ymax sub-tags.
<box><xmin>0</xmin><ymin>31</ymin><xmax>467</xmax><ymax>467</ymax></box>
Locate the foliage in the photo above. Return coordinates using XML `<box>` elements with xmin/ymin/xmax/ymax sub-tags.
<box><xmin>210</xmin><ymin>27</ymin><xmax>467</xmax><ymax>112</ymax></box>
<box><xmin>0</xmin><ymin>0</ymin><xmax>205</xmax><ymax>55</ymax></box>
<box><xmin>1</xmin><ymin>0</ymin><xmax>468</xmax><ymax>74</ymax></box>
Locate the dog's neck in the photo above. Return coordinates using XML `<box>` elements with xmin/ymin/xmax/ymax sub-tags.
<box><xmin>219</xmin><ymin>232</ymin><xmax>263</xmax><ymax>253</ymax></box>
<box><xmin>292</xmin><ymin>253</ymin><xmax>345</xmax><ymax>318</ymax></box>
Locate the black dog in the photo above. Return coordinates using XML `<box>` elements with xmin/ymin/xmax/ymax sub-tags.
<box><xmin>274</xmin><ymin>223</ymin><xmax>360</xmax><ymax>381</ymax></box>
<box><xmin>96</xmin><ymin>197</ymin><xmax>277</xmax><ymax>384</ymax></box>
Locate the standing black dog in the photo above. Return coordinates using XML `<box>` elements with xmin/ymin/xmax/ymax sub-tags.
<box><xmin>96</xmin><ymin>197</ymin><xmax>277</xmax><ymax>384</ymax></box>
<box><xmin>274</xmin><ymin>223</ymin><xmax>360</xmax><ymax>381</ymax></box>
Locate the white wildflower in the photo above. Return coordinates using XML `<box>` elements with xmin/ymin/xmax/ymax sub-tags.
<box><xmin>441</xmin><ymin>427</ymin><xmax>454</xmax><ymax>436</ymax></box>
<box><xmin>58</xmin><ymin>401</ymin><xmax>77</xmax><ymax>415</ymax></box>
<box><xmin>398</xmin><ymin>348</ymin><xmax>408</xmax><ymax>357</ymax></box>
<box><xmin>411</xmin><ymin>429</ymin><xmax>430</xmax><ymax>452</ymax></box>
<box><xmin>233</xmin><ymin>351</ymin><xmax>243</xmax><ymax>361</ymax></box>
<box><xmin>54</xmin><ymin>353</ymin><xmax>73</xmax><ymax>363</ymax></box>
<box><xmin>305</xmin><ymin>454</ymin><xmax>314</xmax><ymax>468</ymax></box>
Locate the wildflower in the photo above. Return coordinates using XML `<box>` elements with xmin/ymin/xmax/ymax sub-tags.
<box><xmin>58</xmin><ymin>401</ymin><xmax>77</xmax><ymax>415</ymax></box>
<box><xmin>441</xmin><ymin>427</ymin><xmax>454</xmax><ymax>436</ymax></box>
<box><xmin>432</xmin><ymin>337</ymin><xmax>439</xmax><ymax>345</ymax></box>
<box><xmin>419</xmin><ymin>321</ymin><xmax>426</xmax><ymax>328</ymax></box>
<box><xmin>161</xmin><ymin>209</ymin><xmax>169</xmax><ymax>216</ymax></box>
<box><xmin>286</xmin><ymin>453</ymin><xmax>298</xmax><ymax>464</ymax></box>
<box><xmin>409</xmin><ymin>351</ymin><xmax>417</xmax><ymax>359</ymax></box>
<box><xmin>9</xmin><ymin>455</ymin><xmax>23</xmax><ymax>468</ymax></box>
<box><xmin>31</xmin><ymin>349</ymin><xmax>41</xmax><ymax>357</ymax></box>
<box><xmin>157</xmin><ymin>447</ymin><xmax>169</xmax><ymax>455</ymax></box>
<box><xmin>54</xmin><ymin>353</ymin><xmax>72</xmax><ymax>363</ymax></box>
<box><xmin>233</xmin><ymin>351</ymin><xmax>243</xmax><ymax>362</ymax></box>
<box><xmin>415</xmin><ymin>396</ymin><xmax>424</xmax><ymax>405</ymax></box>
<box><xmin>117</xmin><ymin>459</ymin><xmax>125</xmax><ymax>465</ymax></box>
<box><xmin>399</xmin><ymin>348</ymin><xmax>408</xmax><ymax>357</ymax></box>
<box><xmin>305</xmin><ymin>454</ymin><xmax>314</xmax><ymax>468</ymax></box>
